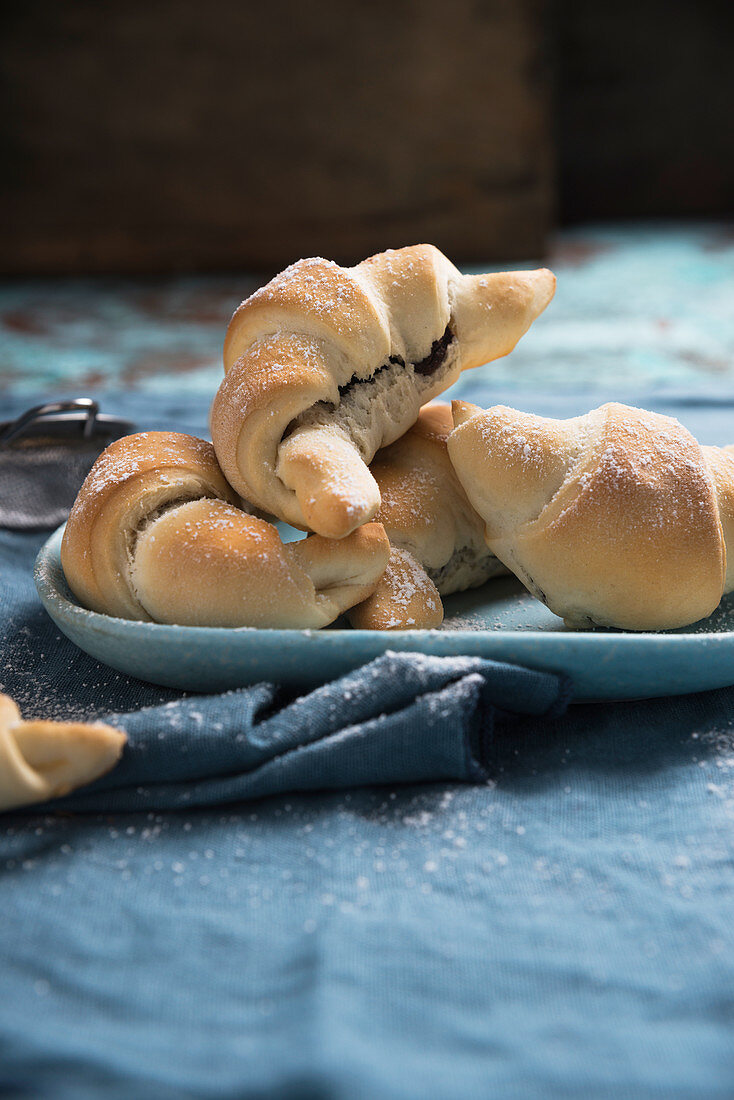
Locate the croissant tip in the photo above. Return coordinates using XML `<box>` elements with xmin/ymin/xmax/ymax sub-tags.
<box><xmin>451</xmin><ymin>400</ymin><xmax>481</xmax><ymax>428</ymax></box>
<box><xmin>528</xmin><ymin>268</ymin><xmax>556</xmax><ymax>316</ymax></box>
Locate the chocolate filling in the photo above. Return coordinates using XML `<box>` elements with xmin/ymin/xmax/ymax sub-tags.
<box><xmin>413</xmin><ymin>325</ymin><xmax>454</xmax><ymax>376</ymax></box>
<box><xmin>282</xmin><ymin>325</ymin><xmax>456</xmax><ymax>442</ymax></box>
<box><xmin>337</xmin><ymin>359</ymin><xmax>392</xmax><ymax>399</ymax></box>
<box><xmin>332</xmin><ymin>323</ymin><xmax>454</xmax><ymax>400</ymax></box>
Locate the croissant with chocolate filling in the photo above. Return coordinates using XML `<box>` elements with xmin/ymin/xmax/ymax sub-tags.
<box><xmin>61</xmin><ymin>432</ymin><xmax>390</xmax><ymax>629</ymax></box>
<box><xmin>211</xmin><ymin>244</ymin><xmax>555</xmax><ymax>539</ymax></box>
<box><xmin>349</xmin><ymin>404</ymin><xmax>506</xmax><ymax>630</ymax></box>
<box><xmin>448</xmin><ymin>402</ymin><xmax>734</xmax><ymax>631</ymax></box>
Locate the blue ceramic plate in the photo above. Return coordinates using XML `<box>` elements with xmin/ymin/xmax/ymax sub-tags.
<box><xmin>35</xmin><ymin>524</ymin><xmax>734</xmax><ymax>702</ymax></box>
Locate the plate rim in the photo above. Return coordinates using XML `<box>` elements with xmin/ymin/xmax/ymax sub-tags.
<box><xmin>35</xmin><ymin>523</ymin><xmax>734</xmax><ymax>647</ymax></box>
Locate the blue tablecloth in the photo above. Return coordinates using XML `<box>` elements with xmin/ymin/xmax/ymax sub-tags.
<box><xmin>1</xmin><ymin>390</ymin><xmax>733</xmax><ymax>1099</ymax></box>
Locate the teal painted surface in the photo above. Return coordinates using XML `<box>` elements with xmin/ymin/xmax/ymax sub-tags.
<box><xmin>35</xmin><ymin>526</ymin><xmax>734</xmax><ymax>702</ymax></box>
<box><xmin>2</xmin><ymin>223</ymin><xmax>734</xmax><ymax>399</ymax></box>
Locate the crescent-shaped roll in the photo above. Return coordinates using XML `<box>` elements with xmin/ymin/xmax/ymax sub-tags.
<box><xmin>348</xmin><ymin>404</ymin><xmax>505</xmax><ymax>630</ymax></box>
<box><xmin>211</xmin><ymin>244</ymin><xmax>555</xmax><ymax>539</ymax></box>
<box><xmin>0</xmin><ymin>694</ymin><xmax>125</xmax><ymax>812</ymax></box>
<box><xmin>370</xmin><ymin>403</ymin><xmax>507</xmax><ymax>595</ymax></box>
<box><xmin>348</xmin><ymin>548</ymin><xmax>444</xmax><ymax>631</ymax></box>
<box><xmin>448</xmin><ymin>401</ymin><xmax>734</xmax><ymax>631</ymax></box>
<box><xmin>61</xmin><ymin>432</ymin><xmax>390</xmax><ymax>629</ymax></box>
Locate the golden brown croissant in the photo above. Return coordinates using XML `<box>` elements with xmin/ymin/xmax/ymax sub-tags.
<box><xmin>211</xmin><ymin>244</ymin><xmax>555</xmax><ymax>539</ymax></box>
<box><xmin>349</xmin><ymin>404</ymin><xmax>505</xmax><ymax>630</ymax></box>
<box><xmin>0</xmin><ymin>694</ymin><xmax>125</xmax><ymax>812</ymax></box>
<box><xmin>61</xmin><ymin>432</ymin><xmax>390</xmax><ymax>629</ymax></box>
<box><xmin>348</xmin><ymin>547</ymin><xmax>444</xmax><ymax>631</ymax></box>
<box><xmin>370</xmin><ymin>404</ymin><xmax>507</xmax><ymax>594</ymax></box>
<box><xmin>448</xmin><ymin>401</ymin><xmax>734</xmax><ymax>631</ymax></box>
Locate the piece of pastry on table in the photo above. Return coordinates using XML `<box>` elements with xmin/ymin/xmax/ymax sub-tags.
<box><xmin>349</xmin><ymin>404</ymin><xmax>506</xmax><ymax>630</ymax></box>
<box><xmin>448</xmin><ymin>401</ymin><xmax>734</xmax><ymax>631</ymax></box>
<box><xmin>211</xmin><ymin>244</ymin><xmax>555</xmax><ymax>539</ymax></box>
<box><xmin>61</xmin><ymin>432</ymin><xmax>390</xmax><ymax>629</ymax></box>
<box><xmin>0</xmin><ymin>693</ymin><xmax>125</xmax><ymax>812</ymax></box>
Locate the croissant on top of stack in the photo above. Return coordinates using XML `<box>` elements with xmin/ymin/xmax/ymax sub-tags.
<box><xmin>211</xmin><ymin>243</ymin><xmax>555</xmax><ymax>539</ymax></box>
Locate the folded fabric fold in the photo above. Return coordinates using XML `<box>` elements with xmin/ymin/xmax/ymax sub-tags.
<box><xmin>47</xmin><ymin>652</ymin><xmax>571</xmax><ymax>814</ymax></box>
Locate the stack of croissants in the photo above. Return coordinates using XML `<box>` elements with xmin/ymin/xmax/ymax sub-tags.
<box><xmin>7</xmin><ymin>242</ymin><xmax>730</xmax><ymax>815</ymax></box>
<box><xmin>62</xmin><ymin>243</ymin><xmax>734</xmax><ymax>635</ymax></box>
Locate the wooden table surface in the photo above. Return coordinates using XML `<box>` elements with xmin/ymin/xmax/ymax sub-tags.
<box><xmin>2</xmin><ymin>224</ymin><xmax>733</xmax><ymax>403</ymax></box>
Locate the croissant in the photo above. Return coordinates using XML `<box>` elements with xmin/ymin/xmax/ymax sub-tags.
<box><xmin>349</xmin><ymin>404</ymin><xmax>505</xmax><ymax>630</ymax></box>
<box><xmin>348</xmin><ymin>547</ymin><xmax>444</xmax><ymax>631</ymax></box>
<box><xmin>61</xmin><ymin>432</ymin><xmax>390</xmax><ymax>629</ymax></box>
<box><xmin>448</xmin><ymin>402</ymin><xmax>734</xmax><ymax>631</ymax></box>
<box><xmin>0</xmin><ymin>693</ymin><xmax>125</xmax><ymax>812</ymax></box>
<box><xmin>211</xmin><ymin>244</ymin><xmax>555</xmax><ymax>539</ymax></box>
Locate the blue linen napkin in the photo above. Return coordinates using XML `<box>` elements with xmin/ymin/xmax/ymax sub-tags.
<box><xmin>48</xmin><ymin>653</ymin><xmax>570</xmax><ymax>814</ymax></box>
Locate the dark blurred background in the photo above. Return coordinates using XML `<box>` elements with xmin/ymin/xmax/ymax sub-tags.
<box><xmin>1</xmin><ymin>0</ymin><xmax>732</xmax><ymax>274</ymax></box>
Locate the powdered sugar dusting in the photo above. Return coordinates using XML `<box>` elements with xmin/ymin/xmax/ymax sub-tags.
<box><xmin>380</xmin><ymin>549</ymin><xmax>441</xmax><ymax>629</ymax></box>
